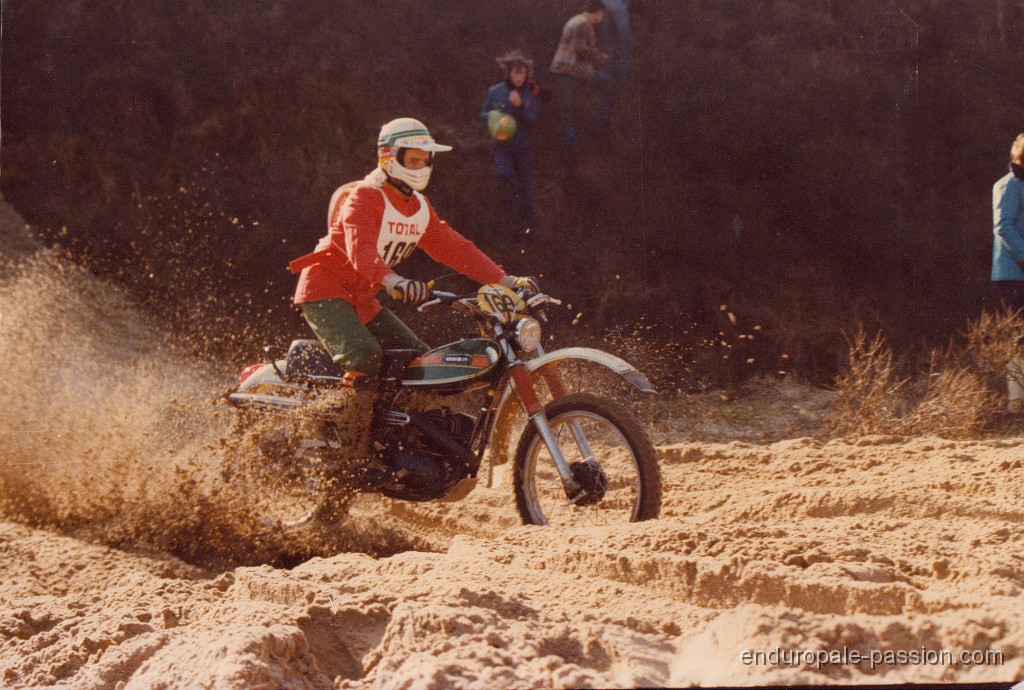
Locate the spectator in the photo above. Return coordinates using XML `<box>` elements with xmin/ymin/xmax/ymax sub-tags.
<box><xmin>550</xmin><ymin>0</ymin><xmax>610</xmax><ymax>175</ymax></box>
<box><xmin>991</xmin><ymin>132</ymin><xmax>1024</xmax><ymax>412</ymax></box>
<box><xmin>595</xmin><ymin>0</ymin><xmax>629</xmax><ymax>128</ymax></box>
<box><xmin>480</xmin><ymin>50</ymin><xmax>540</xmax><ymax>243</ymax></box>
<box><xmin>597</xmin><ymin>0</ymin><xmax>630</xmax><ymax>87</ymax></box>
<box><xmin>992</xmin><ymin>133</ymin><xmax>1024</xmax><ymax>306</ymax></box>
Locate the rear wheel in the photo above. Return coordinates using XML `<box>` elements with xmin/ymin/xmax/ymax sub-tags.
<box><xmin>224</xmin><ymin>413</ymin><xmax>348</xmax><ymax>530</ymax></box>
<box><xmin>512</xmin><ymin>392</ymin><xmax>661</xmax><ymax>526</ymax></box>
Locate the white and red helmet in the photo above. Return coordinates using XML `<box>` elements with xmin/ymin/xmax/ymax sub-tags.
<box><xmin>377</xmin><ymin>118</ymin><xmax>452</xmax><ymax>191</ymax></box>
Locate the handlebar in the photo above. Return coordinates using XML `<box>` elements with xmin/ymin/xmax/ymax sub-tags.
<box><xmin>417</xmin><ymin>288</ymin><xmax>562</xmax><ymax>315</ymax></box>
<box><xmin>416</xmin><ymin>290</ymin><xmax>464</xmax><ymax>312</ymax></box>
<box><xmin>526</xmin><ymin>293</ymin><xmax>562</xmax><ymax>309</ymax></box>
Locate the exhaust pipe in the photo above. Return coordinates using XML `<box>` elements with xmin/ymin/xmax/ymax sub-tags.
<box><xmin>227</xmin><ymin>392</ymin><xmax>304</xmax><ymax>412</ymax></box>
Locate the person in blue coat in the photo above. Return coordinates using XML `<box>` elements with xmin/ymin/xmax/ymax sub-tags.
<box><xmin>993</xmin><ymin>133</ymin><xmax>1024</xmax><ymax>309</ymax></box>
<box><xmin>992</xmin><ymin>132</ymin><xmax>1024</xmax><ymax>412</ymax></box>
<box><xmin>481</xmin><ymin>50</ymin><xmax>540</xmax><ymax>243</ymax></box>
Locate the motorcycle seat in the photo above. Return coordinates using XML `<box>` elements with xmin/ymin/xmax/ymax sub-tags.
<box><xmin>381</xmin><ymin>349</ymin><xmax>423</xmax><ymax>380</ymax></box>
<box><xmin>283</xmin><ymin>342</ymin><xmax>425</xmax><ymax>384</ymax></box>
<box><xmin>285</xmin><ymin>340</ymin><xmax>343</xmax><ymax>382</ymax></box>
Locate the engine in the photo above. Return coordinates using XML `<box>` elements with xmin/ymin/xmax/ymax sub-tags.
<box><xmin>377</xmin><ymin>409</ymin><xmax>477</xmax><ymax>502</ymax></box>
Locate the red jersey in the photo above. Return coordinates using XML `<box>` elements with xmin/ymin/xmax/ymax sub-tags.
<box><xmin>292</xmin><ymin>171</ymin><xmax>505</xmax><ymax>323</ymax></box>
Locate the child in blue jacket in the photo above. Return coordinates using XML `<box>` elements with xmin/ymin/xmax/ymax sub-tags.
<box><xmin>481</xmin><ymin>50</ymin><xmax>540</xmax><ymax>243</ymax></box>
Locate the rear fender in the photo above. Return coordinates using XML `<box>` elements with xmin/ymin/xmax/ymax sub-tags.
<box><xmin>237</xmin><ymin>361</ymin><xmax>286</xmax><ymax>393</ymax></box>
<box><xmin>485</xmin><ymin>347</ymin><xmax>654</xmax><ymax>485</ymax></box>
<box><xmin>230</xmin><ymin>361</ymin><xmax>303</xmax><ymax>412</ymax></box>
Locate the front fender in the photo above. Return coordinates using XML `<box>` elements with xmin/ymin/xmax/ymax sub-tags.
<box><xmin>486</xmin><ymin>347</ymin><xmax>654</xmax><ymax>484</ymax></box>
<box><xmin>524</xmin><ymin>347</ymin><xmax>655</xmax><ymax>393</ymax></box>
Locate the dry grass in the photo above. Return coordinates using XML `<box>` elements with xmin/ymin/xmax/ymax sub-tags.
<box><xmin>832</xmin><ymin>312</ymin><xmax>1022</xmax><ymax>438</ymax></box>
<box><xmin>832</xmin><ymin>330</ymin><xmax>909</xmax><ymax>435</ymax></box>
<box><xmin>901</xmin><ymin>361</ymin><xmax>999</xmax><ymax>438</ymax></box>
<box><xmin>962</xmin><ymin>309</ymin><xmax>1024</xmax><ymax>393</ymax></box>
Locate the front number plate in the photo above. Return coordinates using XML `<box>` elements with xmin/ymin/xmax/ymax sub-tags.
<box><xmin>477</xmin><ymin>284</ymin><xmax>524</xmax><ymax>323</ymax></box>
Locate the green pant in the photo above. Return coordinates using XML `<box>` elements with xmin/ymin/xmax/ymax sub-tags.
<box><xmin>301</xmin><ymin>299</ymin><xmax>429</xmax><ymax>377</ymax></box>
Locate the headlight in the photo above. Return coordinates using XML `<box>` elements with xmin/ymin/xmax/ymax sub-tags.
<box><xmin>514</xmin><ymin>317</ymin><xmax>542</xmax><ymax>353</ymax></box>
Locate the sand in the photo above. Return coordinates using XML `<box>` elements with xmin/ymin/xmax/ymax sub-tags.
<box><xmin>2</xmin><ymin>198</ymin><xmax>1023</xmax><ymax>688</ymax></box>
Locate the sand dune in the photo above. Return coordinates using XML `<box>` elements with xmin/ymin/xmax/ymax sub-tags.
<box><xmin>2</xmin><ymin>198</ymin><xmax>1023</xmax><ymax>688</ymax></box>
<box><xmin>3</xmin><ymin>428</ymin><xmax>1024</xmax><ymax>688</ymax></box>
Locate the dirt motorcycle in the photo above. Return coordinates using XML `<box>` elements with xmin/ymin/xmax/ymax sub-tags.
<box><xmin>226</xmin><ymin>280</ymin><xmax>662</xmax><ymax>529</ymax></box>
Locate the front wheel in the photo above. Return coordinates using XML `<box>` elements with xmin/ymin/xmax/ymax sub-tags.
<box><xmin>512</xmin><ymin>392</ymin><xmax>661</xmax><ymax>526</ymax></box>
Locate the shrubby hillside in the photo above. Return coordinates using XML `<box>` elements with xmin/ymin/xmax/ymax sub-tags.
<box><xmin>3</xmin><ymin>0</ymin><xmax>1022</xmax><ymax>384</ymax></box>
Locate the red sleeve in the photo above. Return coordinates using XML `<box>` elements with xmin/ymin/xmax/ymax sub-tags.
<box><xmin>342</xmin><ymin>186</ymin><xmax>396</xmax><ymax>285</ymax></box>
<box><xmin>417</xmin><ymin>198</ymin><xmax>505</xmax><ymax>285</ymax></box>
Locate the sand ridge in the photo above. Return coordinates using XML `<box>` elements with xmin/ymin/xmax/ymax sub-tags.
<box><xmin>2</xmin><ymin>199</ymin><xmax>1023</xmax><ymax>687</ymax></box>
<box><xmin>3</xmin><ymin>432</ymin><xmax>1024</xmax><ymax>687</ymax></box>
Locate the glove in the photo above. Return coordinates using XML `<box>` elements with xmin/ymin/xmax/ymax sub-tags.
<box><xmin>382</xmin><ymin>274</ymin><xmax>430</xmax><ymax>305</ymax></box>
<box><xmin>500</xmin><ymin>275</ymin><xmax>540</xmax><ymax>294</ymax></box>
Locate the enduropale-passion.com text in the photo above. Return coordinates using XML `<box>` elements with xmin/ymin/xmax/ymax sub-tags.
<box><xmin>740</xmin><ymin>647</ymin><xmax>1004</xmax><ymax>670</ymax></box>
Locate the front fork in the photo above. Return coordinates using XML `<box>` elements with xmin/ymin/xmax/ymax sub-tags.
<box><xmin>509</xmin><ymin>363</ymin><xmax>590</xmax><ymax>502</ymax></box>
<box><xmin>535</xmin><ymin>349</ymin><xmax>598</xmax><ymax>470</ymax></box>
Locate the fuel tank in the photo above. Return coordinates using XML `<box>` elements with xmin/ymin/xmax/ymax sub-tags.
<box><xmin>402</xmin><ymin>338</ymin><xmax>501</xmax><ymax>390</ymax></box>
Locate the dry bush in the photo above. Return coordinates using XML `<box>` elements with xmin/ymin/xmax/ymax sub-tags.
<box><xmin>961</xmin><ymin>309</ymin><xmax>1024</xmax><ymax>393</ymax></box>
<box><xmin>833</xmin><ymin>312</ymin><xmax>1023</xmax><ymax>438</ymax></box>
<box><xmin>832</xmin><ymin>330</ymin><xmax>911</xmax><ymax>436</ymax></box>
<box><xmin>901</xmin><ymin>359</ymin><xmax>1000</xmax><ymax>438</ymax></box>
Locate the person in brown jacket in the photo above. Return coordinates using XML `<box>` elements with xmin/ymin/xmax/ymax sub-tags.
<box><xmin>550</xmin><ymin>0</ymin><xmax>610</xmax><ymax>174</ymax></box>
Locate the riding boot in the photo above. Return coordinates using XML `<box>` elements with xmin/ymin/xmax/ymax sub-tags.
<box><xmin>327</xmin><ymin>388</ymin><xmax>377</xmax><ymax>459</ymax></box>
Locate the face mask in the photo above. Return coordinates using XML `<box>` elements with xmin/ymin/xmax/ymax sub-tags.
<box><xmin>389</xmin><ymin>159</ymin><xmax>432</xmax><ymax>191</ymax></box>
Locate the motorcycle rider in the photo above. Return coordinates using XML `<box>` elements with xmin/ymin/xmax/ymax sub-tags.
<box><xmin>290</xmin><ymin>118</ymin><xmax>537</xmax><ymax>422</ymax></box>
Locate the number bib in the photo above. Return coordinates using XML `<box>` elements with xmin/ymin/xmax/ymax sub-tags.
<box><xmin>377</xmin><ymin>190</ymin><xmax>430</xmax><ymax>267</ymax></box>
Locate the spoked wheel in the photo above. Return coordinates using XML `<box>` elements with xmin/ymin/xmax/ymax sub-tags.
<box><xmin>513</xmin><ymin>392</ymin><xmax>661</xmax><ymax>527</ymax></box>
<box><xmin>225</xmin><ymin>413</ymin><xmax>344</xmax><ymax>530</ymax></box>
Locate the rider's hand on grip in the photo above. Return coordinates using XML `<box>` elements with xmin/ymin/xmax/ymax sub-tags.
<box><xmin>389</xmin><ymin>277</ymin><xmax>430</xmax><ymax>305</ymax></box>
<box><xmin>500</xmin><ymin>274</ymin><xmax>540</xmax><ymax>294</ymax></box>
